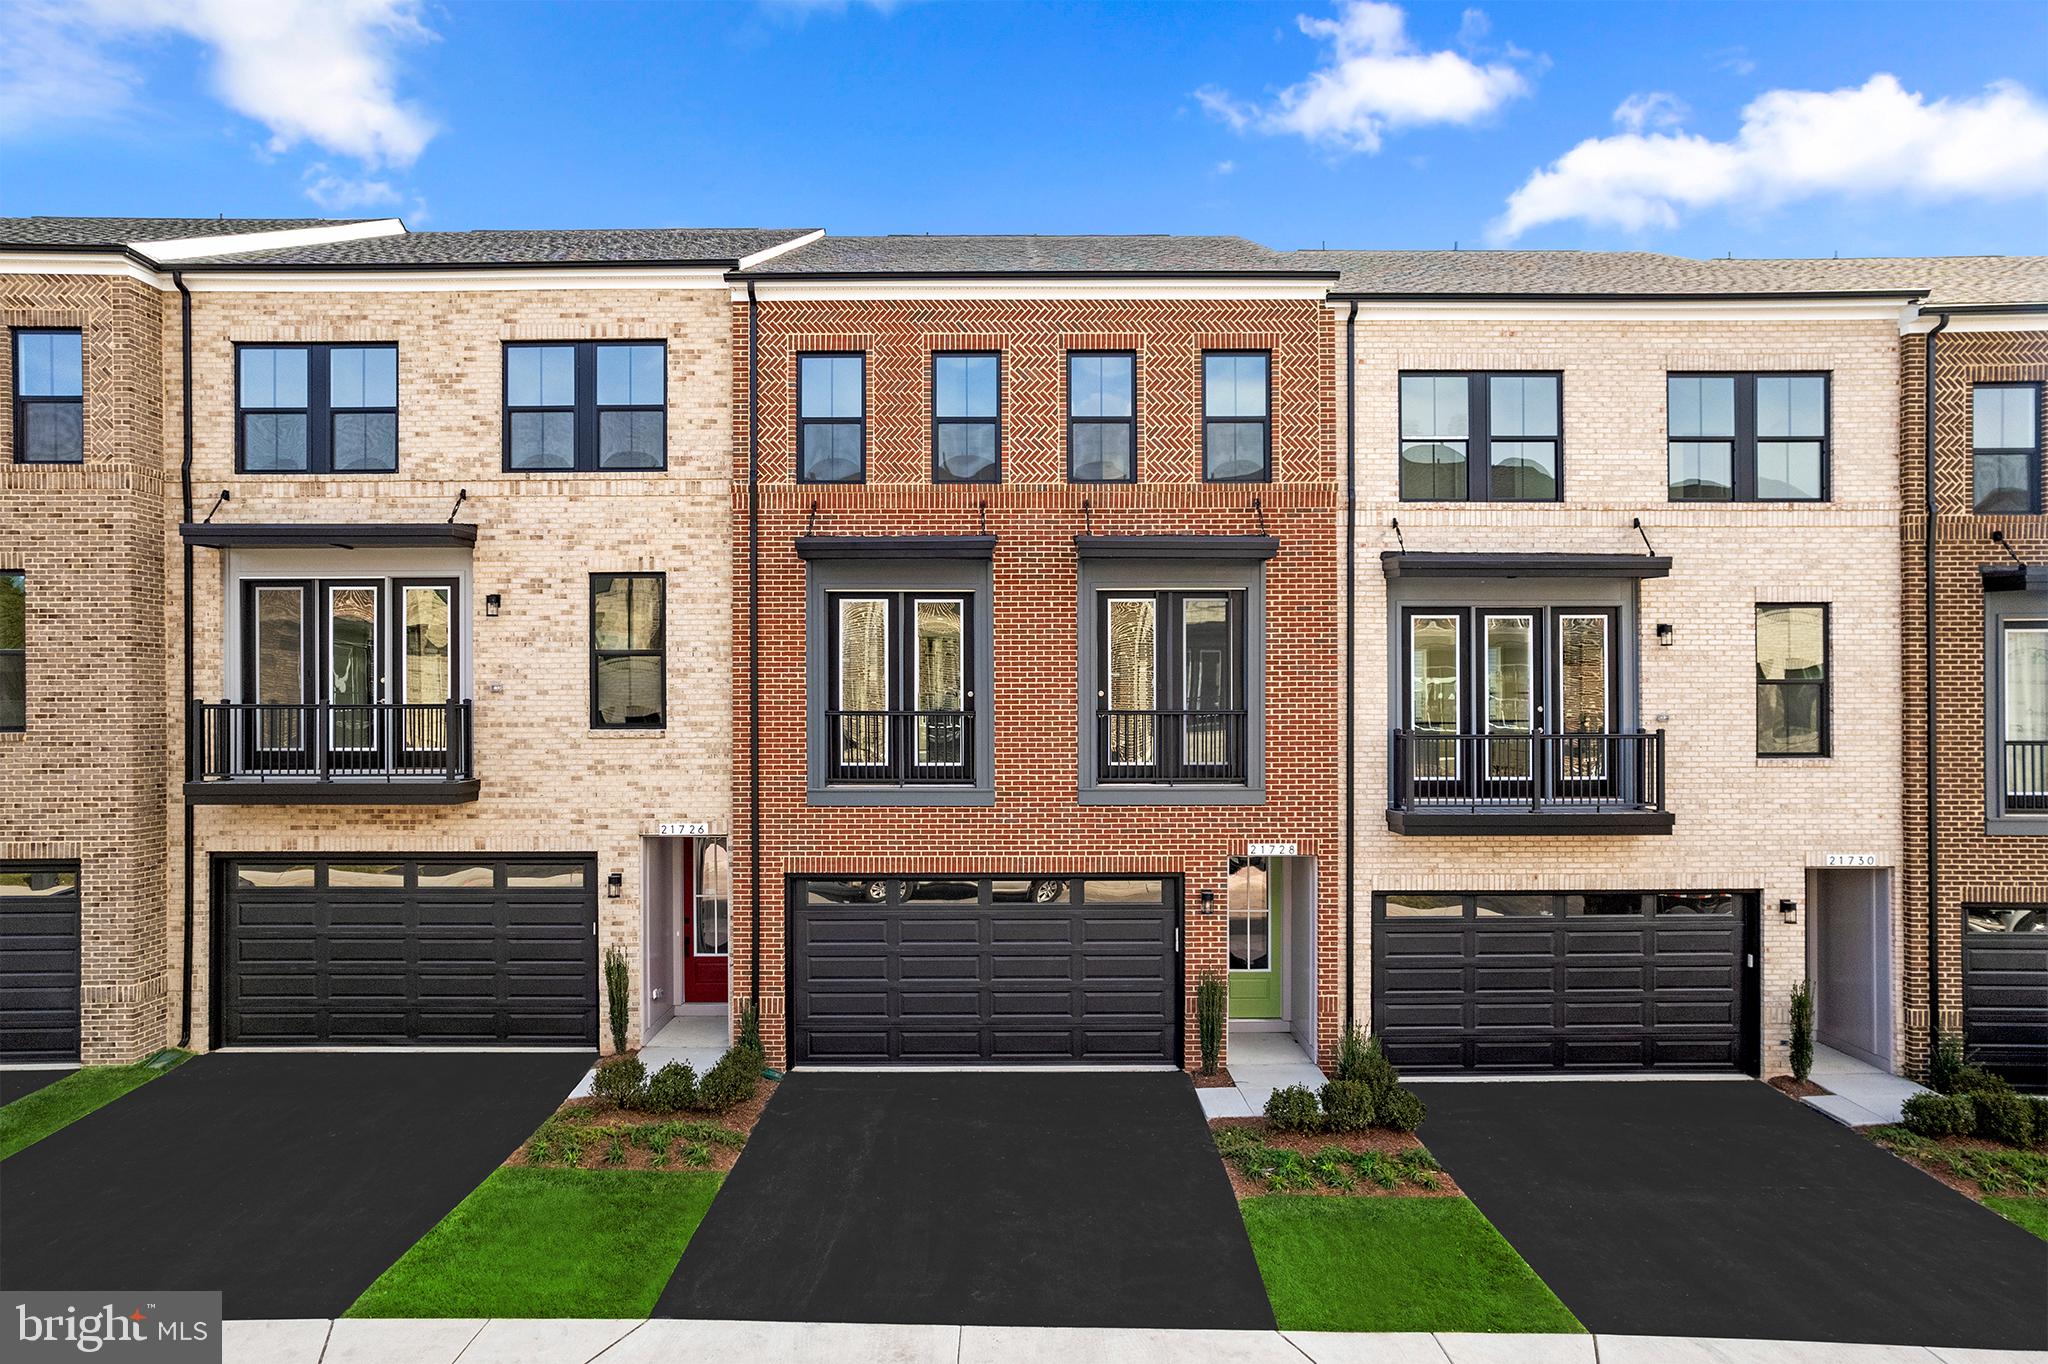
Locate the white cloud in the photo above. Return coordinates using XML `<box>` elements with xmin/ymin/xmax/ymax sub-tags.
<box><xmin>1495</xmin><ymin>74</ymin><xmax>2048</xmax><ymax>239</ymax></box>
<box><xmin>1198</xmin><ymin>1</ymin><xmax>1529</xmax><ymax>154</ymax></box>
<box><xmin>1215</xmin><ymin>159</ymin><xmax>1237</xmax><ymax>175</ymax></box>
<box><xmin>301</xmin><ymin>164</ymin><xmax>403</xmax><ymax>210</ymax></box>
<box><xmin>0</xmin><ymin>2</ymin><xmax>142</xmax><ymax>134</ymax></box>
<box><xmin>1613</xmin><ymin>91</ymin><xmax>1687</xmax><ymax>133</ymax></box>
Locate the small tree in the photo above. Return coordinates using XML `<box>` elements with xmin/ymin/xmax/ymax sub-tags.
<box><xmin>1195</xmin><ymin>973</ymin><xmax>1227</xmax><ymax>1076</ymax></box>
<box><xmin>1789</xmin><ymin>978</ymin><xmax>1814</xmax><ymax>1082</ymax></box>
<box><xmin>736</xmin><ymin>997</ymin><xmax>762</xmax><ymax>1055</ymax></box>
<box><xmin>603</xmin><ymin>945</ymin><xmax>631</xmax><ymax>1054</ymax></box>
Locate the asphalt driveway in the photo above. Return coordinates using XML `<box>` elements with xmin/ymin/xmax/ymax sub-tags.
<box><xmin>1410</xmin><ymin>1079</ymin><xmax>2048</xmax><ymax>1350</ymax></box>
<box><xmin>656</xmin><ymin>1070</ymin><xmax>1273</xmax><ymax>1329</ymax></box>
<box><xmin>0</xmin><ymin>1051</ymin><xmax>591</xmax><ymax>1319</ymax></box>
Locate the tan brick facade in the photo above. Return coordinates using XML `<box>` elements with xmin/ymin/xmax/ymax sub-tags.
<box><xmin>1</xmin><ymin>272</ymin><xmax>172</xmax><ymax>1062</ymax></box>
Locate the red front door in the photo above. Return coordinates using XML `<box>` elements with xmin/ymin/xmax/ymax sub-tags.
<box><xmin>681</xmin><ymin>839</ymin><xmax>730</xmax><ymax>1003</ymax></box>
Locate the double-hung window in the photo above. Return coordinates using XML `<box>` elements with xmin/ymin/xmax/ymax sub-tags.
<box><xmin>13</xmin><ymin>329</ymin><xmax>83</xmax><ymax>463</ymax></box>
<box><xmin>1669</xmin><ymin>373</ymin><xmax>1828</xmax><ymax>501</ymax></box>
<box><xmin>0</xmin><ymin>571</ymin><xmax>22</xmax><ymax>731</ymax></box>
<box><xmin>505</xmin><ymin>342</ymin><xmax>666</xmax><ymax>471</ymax></box>
<box><xmin>1069</xmin><ymin>352</ymin><xmax>1136</xmax><ymax>482</ymax></box>
<box><xmin>1998</xmin><ymin>620</ymin><xmax>2048</xmax><ymax>813</ymax></box>
<box><xmin>1096</xmin><ymin>590</ymin><xmax>1245</xmax><ymax>782</ymax></box>
<box><xmin>798</xmin><ymin>353</ymin><xmax>865</xmax><ymax>483</ymax></box>
<box><xmin>1756</xmin><ymin>604</ymin><xmax>1828</xmax><ymax>756</ymax></box>
<box><xmin>1974</xmin><ymin>383</ymin><xmax>2042</xmax><ymax>515</ymax></box>
<box><xmin>932</xmin><ymin>352</ymin><xmax>999</xmax><ymax>483</ymax></box>
<box><xmin>238</xmin><ymin>344</ymin><xmax>398</xmax><ymax>473</ymax></box>
<box><xmin>1399</xmin><ymin>373</ymin><xmax>1560</xmax><ymax>501</ymax></box>
<box><xmin>828</xmin><ymin>592</ymin><xmax>972</xmax><ymax>784</ymax></box>
<box><xmin>1203</xmin><ymin>351</ymin><xmax>1271</xmax><ymax>481</ymax></box>
<box><xmin>590</xmin><ymin>573</ymin><xmax>665</xmax><ymax>729</ymax></box>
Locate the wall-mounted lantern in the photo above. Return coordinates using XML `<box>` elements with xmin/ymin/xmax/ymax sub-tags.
<box><xmin>1655</xmin><ymin>622</ymin><xmax>1674</xmax><ymax>647</ymax></box>
<box><xmin>607</xmin><ymin>871</ymin><xmax>624</xmax><ymax>900</ymax></box>
<box><xmin>1779</xmin><ymin>897</ymin><xmax>1798</xmax><ymax>924</ymax></box>
<box><xmin>484</xmin><ymin>593</ymin><xmax>502</xmax><ymax>618</ymax></box>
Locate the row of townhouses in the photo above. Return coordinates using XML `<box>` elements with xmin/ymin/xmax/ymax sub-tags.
<box><xmin>0</xmin><ymin>215</ymin><xmax>2041</xmax><ymax>1091</ymax></box>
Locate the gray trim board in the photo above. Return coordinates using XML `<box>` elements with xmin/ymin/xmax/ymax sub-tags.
<box><xmin>795</xmin><ymin>535</ymin><xmax>996</xmax><ymax>561</ymax></box>
<box><xmin>1386</xmin><ymin>809</ymin><xmax>1674</xmax><ymax>835</ymax></box>
<box><xmin>1073</xmin><ymin>535</ymin><xmax>1279</xmax><ymax>561</ymax></box>
<box><xmin>181</xmin><ymin>523</ymin><xmax>478</xmax><ymax>550</ymax></box>
<box><xmin>185</xmin><ymin>780</ymin><xmax>481</xmax><ymax>805</ymax></box>
<box><xmin>1383</xmin><ymin>551</ymin><xmax>1672</xmax><ymax>580</ymax></box>
<box><xmin>1983</xmin><ymin>585</ymin><xmax>2048</xmax><ymax>835</ymax></box>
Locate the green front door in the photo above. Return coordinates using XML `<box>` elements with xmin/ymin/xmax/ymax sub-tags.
<box><xmin>1228</xmin><ymin>856</ymin><xmax>1282</xmax><ymax>1020</ymax></box>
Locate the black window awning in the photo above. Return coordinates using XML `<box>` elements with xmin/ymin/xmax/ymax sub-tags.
<box><xmin>180</xmin><ymin>522</ymin><xmax>477</xmax><ymax>550</ymax></box>
<box><xmin>1982</xmin><ymin>564</ymin><xmax>2048</xmax><ymax>593</ymax></box>
<box><xmin>794</xmin><ymin>535</ymin><xmax>996</xmax><ymax>561</ymax></box>
<box><xmin>1381</xmin><ymin>551</ymin><xmax>1671</xmax><ymax>580</ymax></box>
<box><xmin>1074</xmin><ymin>535</ymin><xmax>1279</xmax><ymax>560</ymax></box>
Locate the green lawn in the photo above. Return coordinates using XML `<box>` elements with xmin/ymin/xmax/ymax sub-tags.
<box><xmin>1985</xmin><ymin>1195</ymin><xmax>2048</xmax><ymax>1241</ymax></box>
<box><xmin>0</xmin><ymin>1053</ymin><xmax>189</xmax><ymax>1161</ymax></box>
<box><xmin>1241</xmin><ymin>1196</ymin><xmax>1583</xmax><ymax>1334</ymax></box>
<box><xmin>346</xmin><ymin>1167</ymin><xmax>722</xmax><ymax>1318</ymax></box>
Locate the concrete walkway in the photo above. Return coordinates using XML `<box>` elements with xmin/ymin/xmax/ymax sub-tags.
<box><xmin>1802</xmin><ymin>1045</ymin><xmax>1930</xmax><ymax>1128</ymax></box>
<box><xmin>566</xmin><ymin>1013</ymin><xmax>730</xmax><ymax>1100</ymax></box>
<box><xmin>222</xmin><ymin>1319</ymin><xmax>2048</xmax><ymax>1363</ymax></box>
<box><xmin>1198</xmin><ymin>1029</ymin><xmax>1326</xmax><ymax>1118</ymax></box>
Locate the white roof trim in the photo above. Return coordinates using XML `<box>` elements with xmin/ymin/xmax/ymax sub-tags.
<box><xmin>1325</xmin><ymin>297</ymin><xmax>1916</xmax><ymax>324</ymax></box>
<box><xmin>181</xmin><ymin>265</ymin><xmax>732</xmax><ymax>293</ymax></box>
<box><xmin>138</xmin><ymin>218</ymin><xmax>406</xmax><ymax>263</ymax></box>
<box><xmin>735</xmin><ymin>229</ymin><xmax>826</xmax><ymax>271</ymax></box>
<box><xmin>736</xmin><ymin>277</ymin><xmax>1334</xmax><ymax>302</ymax></box>
<box><xmin>0</xmin><ymin>251</ymin><xmax>166</xmax><ymax>286</ymax></box>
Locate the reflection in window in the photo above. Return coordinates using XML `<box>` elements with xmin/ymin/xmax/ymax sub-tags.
<box><xmin>1105</xmin><ymin>597</ymin><xmax>1158</xmax><ymax>767</ymax></box>
<box><xmin>695</xmin><ymin>841</ymin><xmax>730</xmax><ymax>955</ymax></box>
<box><xmin>13</xmin><ymin>329</ymin><xmax>84</xmax><ymax>463</ymax></box>
<box><xmin>1974</xmin><ymin>385</ymin><xmax>2041</xmax><ymax>514</ymax></box>
<box><xmin>0</xmin><ymin>868</ymin><xmax>77</xmax><ymax>896</ymax></box>
<box><xmin>1965</xmin><ymin>904</ymin><xmax>2046</xmax><ymax>934</ymax></box>
<box><xmin>417</xmin><ymin>864</ymin><xmax>495</xmax><ymax>889</ymax></box>
<box><xmin>1084</xmin><ymin>879</ymin><xmax>1166</xmax><ymax>903</ymax></box>
<box><xmin>2002</xmin><ymin>621</ymin><xmax>2048</xmax><ymax>811</ymax></box>
<box><xmin>505</xmin><ymin>864</ymin><xmax>589</xmax><ymax>889</ymax></box>
<box><xmin>1203</xmin><ymin>352</ymin><xmax>1271</xmax><ymax>482</ymax></box>
<box><xmin>799</xmin><ymin>354</ymin><xmax>865</xmax><ymax>483</ymax></box>
<box><xmin>329</xmin><ymin>864</ymin><xmax>404</xmax><ymax>888</ymax></box>
<box><xmin>1399</xmin><ymin>375</ymin><xmax>1468</xmax><ymax>500</ymax></box>
<box><xmin>1382</xmin><ymin>894</ymin><xmax>1463</xmax><ymax>918</ymax></box>
<box><xmin>1476</xmin><ymin>894</ymin><xmax>1552</xmax><ymax>918</ymax></box>
<box><xmin>1069</xmin><ymin>353</ymin><xmax>1136</xmax><ymax>481</ymax></box>
<box><xmin>933</xmin><ymin>353</ymin><xmax>1000</xmax><ymax>482</ymax></box>
<box><xmin>591</xmin><ymin>574</ymin><xmax>665</xmax><ymax>728</ymax></box>
<box><xmin>0</xmin><ymin>571</ymin><xmax>23</xmax><ymax>731</ymax></box>
<box><xmin>1757</xmin><ymin>604</ymin><xmax>1828</xmax><ymax>756</ymax></box>
<box><xmin>235</xmin><ymin>864</ymin><xmax>317</xmax><ymax>889</ymax></box>
<box><xmin>1669</xmin><ymin>373</ymin><xmax>1827</xmax><ymax>502</ymax></box>
<box><xmin>1228</xmin><ymin>856</ymin><xmax>1270</xmax><ymax>970</ymax></box>
<box><xmin>1566</xmin><ymin>894</ymin><xmax>1646</xmax><ymax>916</ymax></box>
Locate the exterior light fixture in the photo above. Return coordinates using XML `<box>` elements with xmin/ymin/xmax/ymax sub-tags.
<box><xmin>607</xmin><ymin>871</ymin><xmax>623</xmax><ymax>900</ymax></box>
<box><xmin>1198</xmin><ymin>889</ymin><xmax>1218</xmax><ymax>917</ymax></box>
<box><xmin>1656</xmin><ymin>623</ymin><xmax>1674</xmax><ymax>647</ymax></box>
<box><xmin>484</xmin><ymin>593</ymin><xmax>501</xmax><ymax>618</ymax></box>
<box><xmin>1779</xmin><ymin>898</ymin><xmax>1797</xmax><ymax>924</ymax></box>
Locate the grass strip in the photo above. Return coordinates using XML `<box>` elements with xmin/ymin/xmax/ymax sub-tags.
<box><xmin>0</xmin><ymin>1052</ymin><xmax>189</xmax><ymax>1161</ymax></box>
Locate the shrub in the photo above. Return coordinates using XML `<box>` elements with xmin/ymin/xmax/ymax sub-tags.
<box><xmin>602</xmin><ymin>945</ymin><xmax>630</xmax><ymax>1054</ymax></box>
<box><xmin>1376</xmin><ymin>1087</ymin><xmax>1427</xmax><ymax>1133</ymax></box>
<box><xmin>695</xmin><ymin>1045</ymin><xmax>760</xmax><ymax>1114</ymax></box>
<box><xmin>1974</xmin><ymin>1089</ymin><xmax>2037</xmax><ymax>1147</ymax></box>
<box><xmin>592</xmin><ymin>1054</ymin><xmax>646</xmax><ymax>1109</ymax></box>
<box><xmin>2030</xmin><ymin>1097</ymin><xmax>2048</xmax><ymax>1149</ymax></box>
<box><xmin>644</xmin><ymin>1060</ymin><xmax>699</xmax><ymax>1114</ymax></box>
<box><xmin>1927</xmin><ymin>1032</ymin><xmax>1965</xmax><ymax>1094</ymax></box>
<box><xmin>1195</xmin><ymin>974</ymin><xmax>1226</xmax><ymax>1077</ymax></box>
<box><xmin>1319</xmin><ymin>1079</ymin><xmax>1375</xmax><ymax>1132</ymax></box>
<box><xmin>736</xmin><ymin>998</ymin><xmax>762</xmax><ymax>1054</ymax></box>
<box><xmin>1334</xmin><ymin>1022</ymin><xmax>1372</xmax><ymax>1084</ymax></box>
<box><xmin>1264</xmin><ymin>1083</ymin><xmax>1322</xmax><ymax>1132</ymax></box>
<box><xmin>1954</xmin><ymin>1065</ymin><xmax>2014</xmax><ymax>1099</ymax></box>
<box><xmin>1900</xmin><ymin>1092</ymin><xmax>1976</xmax><ymax>1139</ymax></box>
<box><xmin>1789</xmin><ymin>979</ymin><xmax>1814</xmax><ymax>1082</ymax></box>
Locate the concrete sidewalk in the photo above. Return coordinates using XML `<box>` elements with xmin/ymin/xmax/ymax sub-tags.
<box><xmin>224</xmin><ymin>1319</ymin><xmax>2048</xmax><ymax>1364</ymax></box>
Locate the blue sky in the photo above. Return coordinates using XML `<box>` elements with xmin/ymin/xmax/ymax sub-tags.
<box><xmin>3</xmin><ymin>0</ymin><xmax>2045</xmax><ymax>259</ymax></box>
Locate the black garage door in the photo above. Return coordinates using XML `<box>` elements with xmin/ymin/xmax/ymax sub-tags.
<box><xmin>1373</xmin><ymin>891</ymin><xmax>1758</xmax><ymax>1073</ymax></box>
<box><xmin>219</xmin><ymin>856</ymin><xmax>597</xmax><ymax>1047</ymax></box>
<box><xmin>790</xmin><ymin>875</ymin><xmax>1179</xmax><ymax>1066</ymax></box>
<box><xmin>0</xmin><ymin>863</ymin><xmax>82</xmax><ymax>1062</ymax></box>
<box><xmin>1963</xmin><ymin>905</ymin><xmax>2047</xmax><ymax>1090</ymax></box>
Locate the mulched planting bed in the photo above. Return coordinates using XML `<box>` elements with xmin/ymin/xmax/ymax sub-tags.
<box><xmin>1192</xmin><ymin>1069</ymin><xmax>1237</xmax><ymax>1089</ymax></box>
<box><xmin>1869</xmin><ymin>1124</ymin><xmax>2047</xmax><ymax>1201</ymax></box>
<box><xmin>1767</xmin><ymin>1075</ymin><xmax>1830</xmax><ymax>1098</ymax></box>
<box><xmin>1211</xmin><ymin>1117</ymin><xmax>1460</xmax><ymax>1199</ymax></box>
<box><xmin>508</xmin><ymin>1077</ymin><xmax>777</xmax><ymax>1173</ymax></box>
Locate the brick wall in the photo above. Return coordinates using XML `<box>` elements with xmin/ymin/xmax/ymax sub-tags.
<box><xmin>0</xmin><ymin>272</ymin><xmax>171</xmax><ymax>1063</ymax></box>
<box><xmin>729</xmin><ymin>295</ymin><xmax>1343</xmax><ymax>1069</ymax></box>
<box><xmin>1897</xmin><ymin>325</ymin><xmax>2048</xmax><ymax>1070</ymax></box>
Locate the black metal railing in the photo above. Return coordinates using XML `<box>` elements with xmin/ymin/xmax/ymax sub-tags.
<box><xmin>2004</xmin><ymin>740</ymin><xmax>2048</xmax><ymax>812</ymax></box>
<box><xmin>1390</xmin><ymin>728</ymin><xmax>1665</xmax><ymax>813</ymax></box>
<box><xmin>826</xmin><ymin>709</ymin><xmax>974</xmax><ymax>785</ymax></box>
<box><xmin>189</xmin><ymin>699</ymin><xmax>474</xmax><ymax>784</ymax></box>
<box><xmin>1098</xmin><ymin>709</ymin><xmax>1248</xmax><ymax>784</ymax></box>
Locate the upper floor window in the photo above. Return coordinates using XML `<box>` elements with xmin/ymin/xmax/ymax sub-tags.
<box><xmin>1069</xmin><ymin>352</ymin><xmax>1136</xmax><ymax>482</ymax></box>
<box><xmin>12</xmin><ymin>329</ymin><xmax>82</xmax><ymax>464</ymax></box>
<box><xmin>798</xmin><ymin>353</ymin><xmax>865</xmax><ymax>483</ymax></box>
<box><xmin>505</xmin><ymin>342</ymin><xmax>665</xmax><ymax>472</ymax></box>
<box><xmin>238</xmin><ymin>344</ymin><xmax>398</xmax><ymax>474</ymax></box>
<box><xmin>828</xmin><ymin>591</ymin><xmax>973</xmax><ymax>784</ymax></box>
<box><xmin>1399</xmin><ymin>372</ymin><xmax>1560</xmax><ymax>502</ymax></box>
<box><xmin>1203</xmin><ymin>352</ymin><xmax>1271</xmax><ymax>482</ymax></box>
<box><xmin>590</xmin><ymin>573</ymin><xmax>665</xmax><ymax>729</ymax></box>
<box><xmin>1095</xmin><ymin>590</ymin><xmax>1245</xmax><ymax>783</ymax></box>
<box><xmin>1997</xmin><ymin>619</ymin><xmax>2048</xmax><ymax>815</ymax></box>
<box><xmin>1756</xmin><ymin>604</ymin><xmax>1828</xmax><ymax>756</ymax></box>
<box><xmin>1</xmin><ymin>571</ymin><xmax>22</xmax><ymax>731</ymax></box>
<box><xmin>1669</xmin><ymin>373</ymin><xmax>1828</xmax><ymax>502</ymax></box>
<box><xmin>932</xmin><ymin>352</ymin><xmax>999</xmax><ymax>483</ymax></box>
<box><xmin>1974</xmin><ymin>383</ymin><xmax>2042</xmax><ymax>515</ymax></box>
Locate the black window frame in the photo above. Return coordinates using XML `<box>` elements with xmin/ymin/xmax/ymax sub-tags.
<box><xmin>1667</xmin><ymin>371</ymin><xmax>1831</xmax><ymax>503</ymax></box>
<box><xmin>588</xmin><ymin>572</ymin><xmax>667</xmax><ymax>731</ymax></box>
<box><xmin>11</xmin><ymin>327</ymin><xmax>84</xmax><ymax>465</ymax></box>
<box><xmin>1202</xmin><ymin>349</ymin><xmax>1273</xmax><ymax>483</ymax></box>
<box><xmin>825</xmin><ymin>589</ymin><xmax>976</xmax><ymax>785</ymax></box>
<box><xmin>1756</xmin><ymin>601</ymin><xmax>1830</xmax><ymax>758</ymax></box>
<box><xmin>1093</xmin><ymin>588</ymin><xmax>1248</xmax><ymax>784</ymax></box>
<box><xmin>1067</xmin><ymin>350</ymin><xmax>1139</xmax><ymax>484</ymax></box>
<box><xmin>1972</xmin><ymin>381</ymin><xmax>2043</xmax><ymax>516</ymax></box>
<box><xmin>502</xmin><ymin>341</ymin><xmax>668</xmax><ymax>474</ymax></box>
<box><xmin>235</xmin><ymin>342</ymin><xmax>400</xmax><ymax>475</ymax></box>
<box><xmin>796</xmin><ymin>351</ymin><xmax>867</xmax><ymax>485</ymax></box>
<box><xmin>930</xmin><ymin>350</ymin><xmax>1002</xmax><ymax>485</ymax></box>
<box><xmin>1398</xmin><ymin>370</ymin><xmax>1563</xmax><ymax>503</ymax></box>
<box><xmin>0</xmin><ymin>569</ymin><xmax>22</xmax><ymax>732</ymax></box>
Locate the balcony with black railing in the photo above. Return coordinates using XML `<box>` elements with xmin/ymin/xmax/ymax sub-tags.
<box><xmin>1388</xmin><ymin>728</ymin><xmax>1672</xmax><ymax>834</ymax></box>
<box><xmin>2003</xmin><ymin>739</ymin><xmax>2048</xmax><ymax>814</ymax></box>
<box><xmin>1097</xmin><ymin>708</ymin><xmax>1249</xmax><ymax>785</ymax></box>
<box><xmin>187</xmin><ymin>699</ymin><xmax>478</xmax><ymax>803</ymax></box>
<box><xmin>826</xmin><ymin>709</ymin><xmax>975</xmax><ymax>786</ymax></box>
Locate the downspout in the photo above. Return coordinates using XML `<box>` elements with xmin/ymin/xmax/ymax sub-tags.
<box><xmin>1922</xmin><ymin>309</ymin><xmax>1949</xmax><ymax>1066</ymax></box>
<box><xmin>746</xmin><ymin>282</ymin><xmax>762</xmax><ymax>1014</ymax></box>
<box><xmin>1343</xmin><ymin>300</ymin><xmax>1358</xmax><ymax>1035</ymax></box>
<box><xmin>175</xmin><ymin>271</ymin><xmax>195</xmax><ymax>1049</ymax></box>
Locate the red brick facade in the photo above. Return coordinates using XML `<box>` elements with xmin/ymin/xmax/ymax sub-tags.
<box><xmin>1898</xmin><ymin>324</ymin><xmax>2048</xmax><ymax>1071</ymax></box>
<box><xmin>728</xmin><ymin>295</ymin><xmax>1343</xmax><ymax>1069</ymax></box>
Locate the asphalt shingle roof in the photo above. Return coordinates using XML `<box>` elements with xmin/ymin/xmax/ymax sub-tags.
<box><xmin>734</xmin><ymin>234</ymin><xmax>1334</xmax><ymax>277</ymax></box>
<box><xmin>0</xmin><ymin>216</ymin><xmax>381</xmax><ymax>248</ymax></box>
<box><xmin>173</xmin><ymin>227</ymin><xmax>821</xmax><ymax>268</ymax></box>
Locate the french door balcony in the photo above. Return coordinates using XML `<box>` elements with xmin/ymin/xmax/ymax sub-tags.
<box><xmin>1098</xmin><ymin>708</ymin><xmax>1249</xmax><ymax>784</ymax></box>
<box><xmin>189</xmin><ymin>698</ymin><xmax>476</xmax><ymax>800</ymax></box>
<box><xmin>826</xmin><ymin>707</ymin><xmax>975</xmax><ymax>785</ymax></box>
<box><xmin>1389</xmin><ymin>727</ymin><xmax>1669</xmax><ymax>832</ymax></box>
